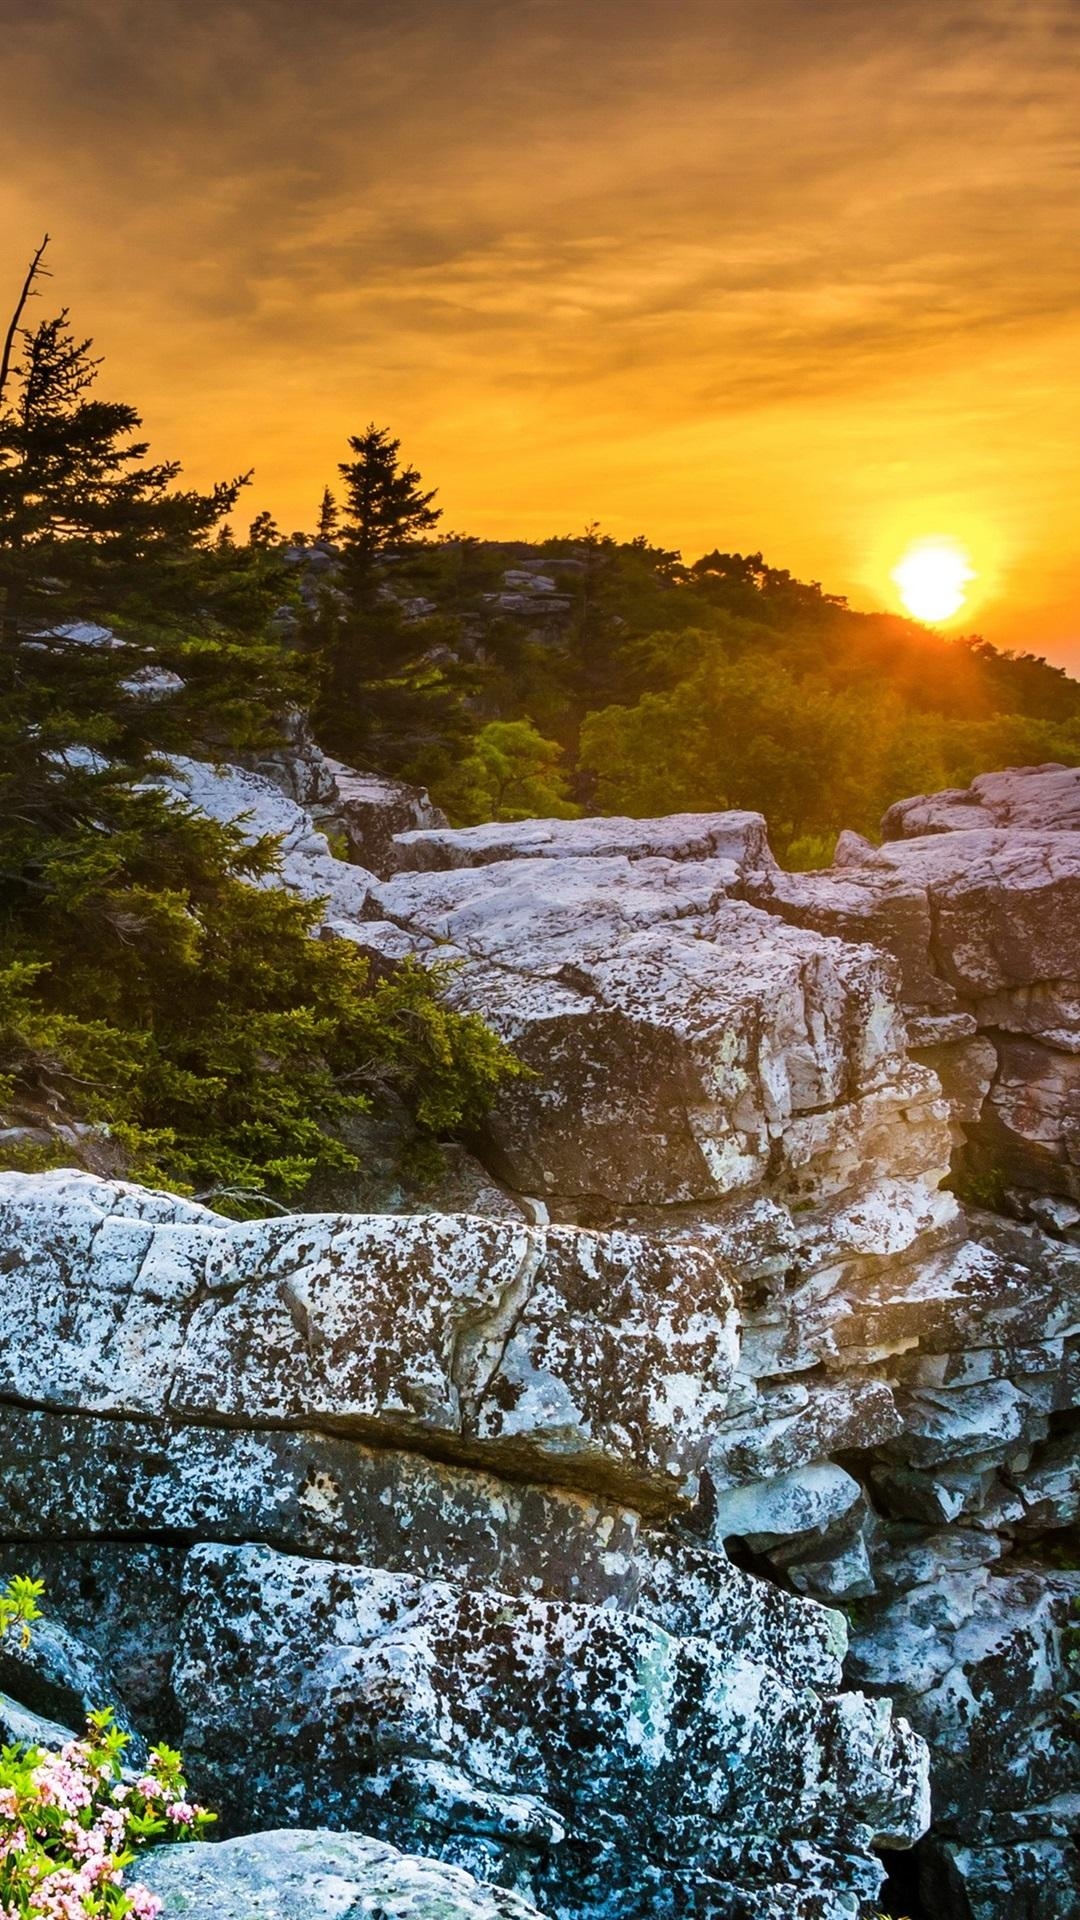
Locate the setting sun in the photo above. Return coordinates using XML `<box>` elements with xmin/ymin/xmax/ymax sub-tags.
<box><xmin>892</xmin><ymin>540</ymin><xmax>975</xmax><ymax>624</ymax></box>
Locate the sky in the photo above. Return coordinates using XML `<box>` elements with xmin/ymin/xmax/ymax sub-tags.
<box><xmin>2</xmin><ymin>0</ymin><xmax>1079</xmax><ymax>662</ymax></box>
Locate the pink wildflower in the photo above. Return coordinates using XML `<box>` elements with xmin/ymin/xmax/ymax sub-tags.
<box><xmin>128</xmin><ymin>1886</ymin><xmax>164</xmax><ymax>1920</ymax></box>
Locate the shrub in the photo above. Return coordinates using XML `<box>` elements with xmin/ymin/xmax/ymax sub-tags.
<box><xmin>0</xmin><ymin>1578</ymin><xmax>213</xmax><ymax>1919</ymax></box>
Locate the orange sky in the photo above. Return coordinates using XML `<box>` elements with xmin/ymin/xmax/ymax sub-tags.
<box><xmin>3</xmin><ymin>0</ymin><xmax>1080</xmax><ymax>663</ymax></box>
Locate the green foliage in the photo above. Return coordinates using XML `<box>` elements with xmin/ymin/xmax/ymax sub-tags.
<box><xmin>438</xmin><ymin>720</ymin><xmax>580</xmax><ymax>825</ymax></box>
<box><xmin>336</xmin><ymin>424</ymin><xmax>441</xmax><ymax>580</ymax></box>
<box><xmin>0</xmin><ymin>1576</ymin><xmax>43</xmax><ymax>1652</ymax></box>
<box><xmin>0</xmin><ymin>253</ymin><xmax>522</xmax><ymax>1210</ymax></box>
<box><xmin>946</xmin><ymin>1158</ymin><xmax>1010</xmax><ymax>1213</ymax></box>
<box><xmin>578</xmin><ymin>636</ymin><xmax>1080</xmax><ymax>857</ymax></box>
<box><xmin>306</xmin><ymin>427</ymin><xmax>472</xmax><ymax>778</ymax></box>
<box><xmin>0</xmin><ymin>819</ymin><xmax>525</xmax><ymax>1208</ymax></box>
<box><xmin>0</xmin><ymin>1575</ymin><xmax>212</xmax><ymax>1916</ymax></box>
<box><xmin>0</xmin><ymin>1706</ymin><xmax>213</xmax><ymax>1916</ymax></box>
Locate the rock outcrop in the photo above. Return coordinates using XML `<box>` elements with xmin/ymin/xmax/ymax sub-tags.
<box><xmin>140</xmin><ymin>1827</ymin><xmax>551</xmax><ymax>1919</ymax></box>
<box><xmin>6</xmin><ymin>757</ymin><xmax>1080</xmax><ymax>1919</ymax></box>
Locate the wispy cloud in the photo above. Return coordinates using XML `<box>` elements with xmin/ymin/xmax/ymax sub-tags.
<box><xmin>2</xmin><ymin>0</ymin><xmax>1079</xmax><ymax>655</ymax></box>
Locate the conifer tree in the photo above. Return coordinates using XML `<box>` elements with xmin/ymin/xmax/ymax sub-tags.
<box><xmin>0</xmin><ymin>244</ymin><xmax>520</xmax><ymax>1206</ymax></box>
<box><xmin>315</xmin><ymin>485</ymin><xmax>338</xmax><ymax>542</ymax></box>
<box><xmin>336</xmin><ymin>424</ymin><xmax>440</xmax><ymax>590</ymax></box>
<box><xmin>308</xmin><ymin>426</ymin><xmax>472</xmax><ymax>779</ymax></box>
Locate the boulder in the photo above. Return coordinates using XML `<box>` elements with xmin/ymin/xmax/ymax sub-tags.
<box><xmin>140</xmin><ymin>1829</ymin><xmax>551</xmax><ymax>1920</ymax></box>
<box><xmin>173</xmin><ymin>1542</ymin><xmax>928</xmax><ymax>1920</ymax></box>
<box><xmin>849</xmin><ymin>1564</ymin><xmax>1080</xmax><ymax>1919</ymax></box>
<box><xmin>0</xmin><ymin>1171</ymin><xmax>738</xmax><ymax>1513</ymax></box>
<box><xmin>374</xmin><ymin>858</ymin><xmax>949</xmax><ymax>1211</ymax></box>
<box><xmin>326</xmin><ymin>760</ymin><xmax>449</xmax><ymax>877</ymax></box>
<box><xmin>158</xmin><ymin>755</ymin><xmax>376</xmax><ymax>929</ymax></box>
<box><xmin>882</xmin><ymin>764</ymin><xmax>1080</xmax><ymax>839</ymax></box>
<box><xmin>391</xmin><ymin>810</ymin><xmax>773</xmax><ymax>873</ymax></box>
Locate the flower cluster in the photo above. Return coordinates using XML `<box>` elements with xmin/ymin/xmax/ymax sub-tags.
<box><xmin>0</xmin><ymin>1707</ymin><xmax>214</xmax><ymax>1919</ymax></box>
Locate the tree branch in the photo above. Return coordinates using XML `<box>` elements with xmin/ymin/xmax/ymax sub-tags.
<box><xmin>0</xmin><ymin>234</ymin><xmax>50</xmax><ymax>413</ymax></box>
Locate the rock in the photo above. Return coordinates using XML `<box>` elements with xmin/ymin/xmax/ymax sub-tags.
<box><xmin>0</xmin><ymin>1406</ymin><xmax>646</xmax><ymax>1609</ymax></box>
<box><xmin>0</xmin><ymin>1610</ymin><xmax>142</xmax><ymax>1751</ymax></box>
<box><xmin>0</xmin><ymin>1543</ymin><xmax>186</xmax><ymax>1735</ymax></box>
<box><xmin>239</xmin><ymin>709</ymin><xmax>341</xmax><ymax>810</ymax></box>
<box><xmin>326</xmin><ymin>760</ymin><xmax>449</xmax><ymax>877</ymax></box>
<box><xmin>0</xmin><ymin>1688</ymin><xmax>78</xmax><ymax>1753</ymax></box>
<box><xmin>13</xmin><ymin>762</ymin><xmax>1080</xmax><ymax>1919</ymax></box>
<box><xmin>707</xmin><ymin>1461</ymin><xmax>863</xmax><ymax>1552</ymax></box>
<box><xmin>141</xmin><ymin>1829</ymin><xmax>553</xmax><ymax>1920</ymax></box>
<box><xmin>883</xmin><ymin>765</ymin><xmax>1080</xmax><ymax>839</ymax></box>
<box><xmin>375</xmin><ymin>858</ymin><xmax>949</xmax><ymax>1211</ymax></box>
<box><xmin>173</xmin><ymin>1542</ymin><xmax>928</xmax><ymax>1920</ymax></box>
<box><xmin>120</xmin><ymin>665</ymin><xmax>185</xmax><ymax>699</ymax></box>
<box><xmin>849</xmin><ymin>1565</ymin><xmax>1080</xmax><ymax>1919</ymax></box>
<box><xmin>0</xmin><ymin>1171</ymin><xmax>738</xmax><ymax>1513</ymax></box>
<box><xmin>391</xmin><ymin>811</ymin><xmax>774</xmax><ymax>873</ymax></box>
<box><xmin>848</xmin><ymin>831</ymin><xmax>1080</xmax><ymax>999</ymax></box>
<box><xmin>157</xmin><ymin>755</ymin><xmax>376</xmax><ymax>928</ymax></box>
<box><xmin>921</xmin><ymin>1836</ymin><xmax>1080</xmax><ymax>1920</ymax></box>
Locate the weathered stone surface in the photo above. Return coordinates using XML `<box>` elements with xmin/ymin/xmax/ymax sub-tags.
<box><xmin>14</xmin><ymin>760</ymin><xmax>1080</xmax><ymax>1920</ymax></box>
<box><xmin>239</xmin><ymin>709</ymin><xmax>341</xmax><ymax>810</ymax></box>
<box><xmin>744</xmin><ymin>861</ymin><xmax>955</xmax><ymax>1012</ymax></box>
<box><xmin>0</xmin><ymin>1689</ymin><xmax>78</xmax><ymax>1755</ymax></box>
<box><xmin>392</xmin><ymin>810</ymin><xmax>774</xmax><ymax>873</ymax></box>
<box><xmin>760</xmin><ymin>773</ymin><xmax>1080</xmax><ymax>1226</ymax></box>
<box><xmin>0</xmin><ymin>1543</ymin><xmax>186</xmax><ymax>1735</ymax></box>
<box><xmin>173</xmin><ymin>1543</ymin><xmax>928</xmax><ymax>1920</ymax></box>
<box><xmin>0</xmin><ymin>1171</ymin><xmax>738</xmax><ymax>1511</ymax></box>
<box><xmin>0</xmin><ymin>1609</ymin><xmax>141</xmax><ymax>1749</ymax></box>
<box><xmin>140</xmin><ymin>1829</ymin><xmax>551</xmax><ymax>1920</ymax></box>
<box><xmin>375</xmin><ymin>857</ymin><xmax>949</xmax><ymax>1210</ymax></box>
<box><xmin>326</xmin><ymin>760</ymin><xmax>449</xmax><ymax>876</ymax></box>
<box><xmin>159</xmin><ymin>755</ymin><xmax>377</xmax><ymax>930</ymax></box>
<box><xmin>707</xmin><ymin>1461</ymin><xmax>863</xmax><ymax>1552</ymax></box>
<box><xmin>0</xmin><ymin>1405</ymin><xmax>645</xmax><ymax>1607</ymax></box>
<box><xmin>849</xmin><ymin>1564</ymin><xmax>1080</xmax><ymax>1919</ymax></box>
<box><xmin>850</xmin><ymin>830</ymin><xmax>1080</xmax><ymax>999</ymax></box>
<box><xmin>883</xmin><ymin>764</ymin><xmax>1080</xmax><ymax>839</ymax></box>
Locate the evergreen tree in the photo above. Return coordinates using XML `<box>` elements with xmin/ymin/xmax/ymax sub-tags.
<box><xmin>247</xmin><ymin>509</ymin><xmax>281</xmax><ymax>549</ymax></box>
<box><xmin>308</xmin><ymin>426</ymin><xmax>472</xmax><ymax>779</ymax></box>
<box><xmin>0</xmin><ymin>244</ymin><xmax>521</xmax><ymax>1206</ymax></box>
<box><xmin>336</xmin><ymin>424</ymin><xmax>441</xmax><ymax>590</ymax></box>
<box><xmin>315</xmin><ymin>485</ymin><xmax>338</xmax><ymax>542</ymax></box>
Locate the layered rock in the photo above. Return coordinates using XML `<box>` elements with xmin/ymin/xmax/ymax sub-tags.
<box><xmin>171</xmin><ymin>1541</ymin><xmax>926</xmax><ymax>1920</ymax></box>
<box><xmin>9</xmin><ymin>761</ymin><xmax>1080</xmax><ymax>1919</ymax></box>
<box><xmin>0</xmin><ymin>1171</ymin><xmax>737</xmax><ymax>1512</ymax></box>
<box><xmin>374</xmin><ymin>853</ymin><xmax>948</xmax><ymax>1217</ymax></box>
<box><xmin>327</xmin><ymin>760</ymin><xmax>449</xmax><ymax>876</ymax></box>
<box><xmin>753</xmin><ymin>764</ymin><xmax>1080</xmax><ymax>1225</ymax></box>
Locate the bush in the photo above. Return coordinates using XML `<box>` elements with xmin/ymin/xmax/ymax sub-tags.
<box><xmin>0</xmin><ymin>1578</ymin><xmax>213</xmax><ymax>1919</ymax></box>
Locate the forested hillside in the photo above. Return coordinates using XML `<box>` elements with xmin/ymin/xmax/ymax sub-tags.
<box><xmin>5</xmin><ymin>244</ymin><xmax>1080</xmax><ymax>1204</ymax></box>
<box><xmin>284</xmin><ymin>474</ymin><xmax>1080</xmax><ymax>863</ymax></box>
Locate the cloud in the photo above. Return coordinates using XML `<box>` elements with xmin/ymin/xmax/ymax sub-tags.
<box><xmin>1</xmin><ymin>0</ymin><xmax>1078</xmax><ymax>655</ymax></box>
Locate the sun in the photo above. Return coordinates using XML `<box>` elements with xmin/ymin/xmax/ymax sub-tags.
<box><xmin>891</xmin><ymin>540</ymin><xmax>975</xmax><ymax>624</ymax></box>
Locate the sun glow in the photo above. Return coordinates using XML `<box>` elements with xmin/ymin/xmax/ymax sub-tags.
<box><xmin>891</xmin><ymin>540</ymin><xmax>975</xmax><ymax>624</ymax></box>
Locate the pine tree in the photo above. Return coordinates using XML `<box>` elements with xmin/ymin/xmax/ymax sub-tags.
<box><xmin>336</xmin><ymin>424</ymin><xmax>440</xmax><ymax>591</ymax></box>
<box><xmin>0</xmin><ymin>245</ymin><xmax>520</xmax><ymax>1206</ymax></box>
<box><xmin>308</xmin><ymin>426</ymin><xmax>473</xmax><ymax>779</ymax></box>
<box><xmin>247</xmin><ymin>509</ymin><xmax>281</xmax><ymax>549</ymax></box>
<box><xmin>315</xmin><ymin>485</ymin><xmax>338</xmax><ymax>542</ymax></box>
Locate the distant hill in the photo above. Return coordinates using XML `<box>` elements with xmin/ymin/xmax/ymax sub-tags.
<box><xmin>302</xmin><ymin>533</ymin><xmax>1080</xmax><ymax>861</ymax></box>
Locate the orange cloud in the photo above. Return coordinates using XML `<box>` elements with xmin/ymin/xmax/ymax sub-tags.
<box><xmin>3</xmin><ymin>0</ymin><xmax>1078</xmax><ymax>660</ymax></box>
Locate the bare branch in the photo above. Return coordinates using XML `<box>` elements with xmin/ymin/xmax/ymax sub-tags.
<box><xmin>0</xmin><ymin>234</ymin><xmax>51</xmax><ymax>413</ymax></box>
